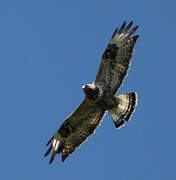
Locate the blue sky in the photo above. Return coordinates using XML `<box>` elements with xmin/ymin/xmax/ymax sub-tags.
<box><xmin>1</xmin><ymin>0</ymin><xmax>175</xmax><ymax>179</ymax></box>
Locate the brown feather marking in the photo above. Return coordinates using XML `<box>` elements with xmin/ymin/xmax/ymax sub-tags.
<box><xmin>49</xmin><ymin>150</ymin><xmax>57</xmax><ymax>164</ymax></box>
<box><xmin>128</xmin><ymin>25</ymin><xmax>138</xmax><ymax>36</ymax></box>
<box><xmin>102</xmin><ymin>44</ymin><xmax>118</xmax><ymax>60</ymax></box>
<box><xmin>124</xmin><ymin>21</ymin><xmax>133</xmax><ymax>32</ymax></box>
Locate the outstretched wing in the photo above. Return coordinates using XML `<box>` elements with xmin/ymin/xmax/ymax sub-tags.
<box><xmin>94</xmin><ymin>21</ymin><xmax>139</xmax><ymax>94</ymax></box>
<box><xmin>44</xmin><ymin>98</ymin><xmax>105</xmax><ymax>164</ymax></box>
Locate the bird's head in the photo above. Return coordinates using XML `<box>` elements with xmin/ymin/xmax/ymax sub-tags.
<box><xmin>82</xmin><ymin>84</ymin><xmax>100</xmax><ymax>100</ymax></box>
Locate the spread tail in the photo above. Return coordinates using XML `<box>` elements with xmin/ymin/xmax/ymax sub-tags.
<box><xmin>108</xmin><ymin>92</ymin><xmax>137</xmax><ymax>128</ymax></box>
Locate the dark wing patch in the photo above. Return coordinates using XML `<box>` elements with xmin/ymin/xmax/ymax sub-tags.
<box><xmin>102</xmin><ymin>44</ymin><xmax>118</xmax><ymax>60</ymax></box>
<box><xmin>95</xmin><ymin>21</ymin><xmax>139</xmax><ymax>94</ymax></box>
<box><xmin>61</xmin><ymin>111</ymin><xmax>105</xmax><ymax>162</ymax></box>
<box><xmin>44</xmin><ymin>98</ymin><xmax>105</xmax><ymax>163</ymax></box>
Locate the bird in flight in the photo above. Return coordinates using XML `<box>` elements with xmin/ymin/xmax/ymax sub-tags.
<box><xmin>44</xmin><ymin>21</ymin><xmax>139</xmax><ymax>164</ymax></box>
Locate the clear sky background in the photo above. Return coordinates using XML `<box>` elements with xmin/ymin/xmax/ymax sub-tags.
<box><xmin>1</xmin><ymin>0</ymin><xmax>175</xmax><ymax>179</ymax></box>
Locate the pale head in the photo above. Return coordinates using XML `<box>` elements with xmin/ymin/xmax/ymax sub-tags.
<box><xmin>82</xmin><ymin>84</ymin><xmax>100</xmax><ymax>100</ymax></box>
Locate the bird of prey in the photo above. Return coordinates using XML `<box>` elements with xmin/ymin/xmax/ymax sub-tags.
<box><xmin>44</xmin><ymin>21</ymin><xmax>139</xmax><ymax>164</ymax></box>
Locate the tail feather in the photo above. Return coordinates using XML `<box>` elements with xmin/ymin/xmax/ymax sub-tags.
<box><xmin>108</xmin><ymin>92</ymin><xmax>137</xmax><ymax>129</ymax></box>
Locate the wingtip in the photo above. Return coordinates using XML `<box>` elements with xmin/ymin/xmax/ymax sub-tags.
<box><xmin>129</xmin><ymin>25</ymin><xmax>139</xmax><ymax>35</ymax></box>
<box><xmin>118</xmin><ymin>21</ymin><xmax>126</xmax><ymax>33</ymax></box>
<box><xmin>44</xmin><ymin>144</ymin><xmax>53</xmax><ymax>157</ymax></box>
<box><xmin>111</xmin><ymin>27</ymin><xmax>118</xmax><ymax>39</ymax></box>
<box><xmin>46</xmin><ymin>136</ymin><xmax>54</xmax><ymax>146</ymax></box>
<box><xmin>45</xmin><ymin>138</ymin><xmax>61</xmax><ymax>164</ymax></box>
<box><xmin>49</xmin><ymin>150</ymin><xmax>57</xmax><ymax>164</ymax></box>
<box><xmin>130</xmin><ymin>20</ymin><xmax>133</xmax><ymax>24</ymax></box>
<box><xmin>133</xmin><ymin>35</ymin><xmax>139</xmax><ymax>41</ymax></box>
<box><xmin>134</xmin><ymin>25</ymin><xmax>139</xmax><ymax>31</ymax></box>
<box><xmin>123</xmin><ymin>21</ymin><xmax>127</xmax><ymax>26</ymax></box>
<box><xmin>124</xmin><ymin>21</ymin><xmax>133</xmax><ymax>32</ymax></box>
<box><xmin>118</xmin><ymin>21</ymin><xmax>139</xmax><ymax>35</ymax></box>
